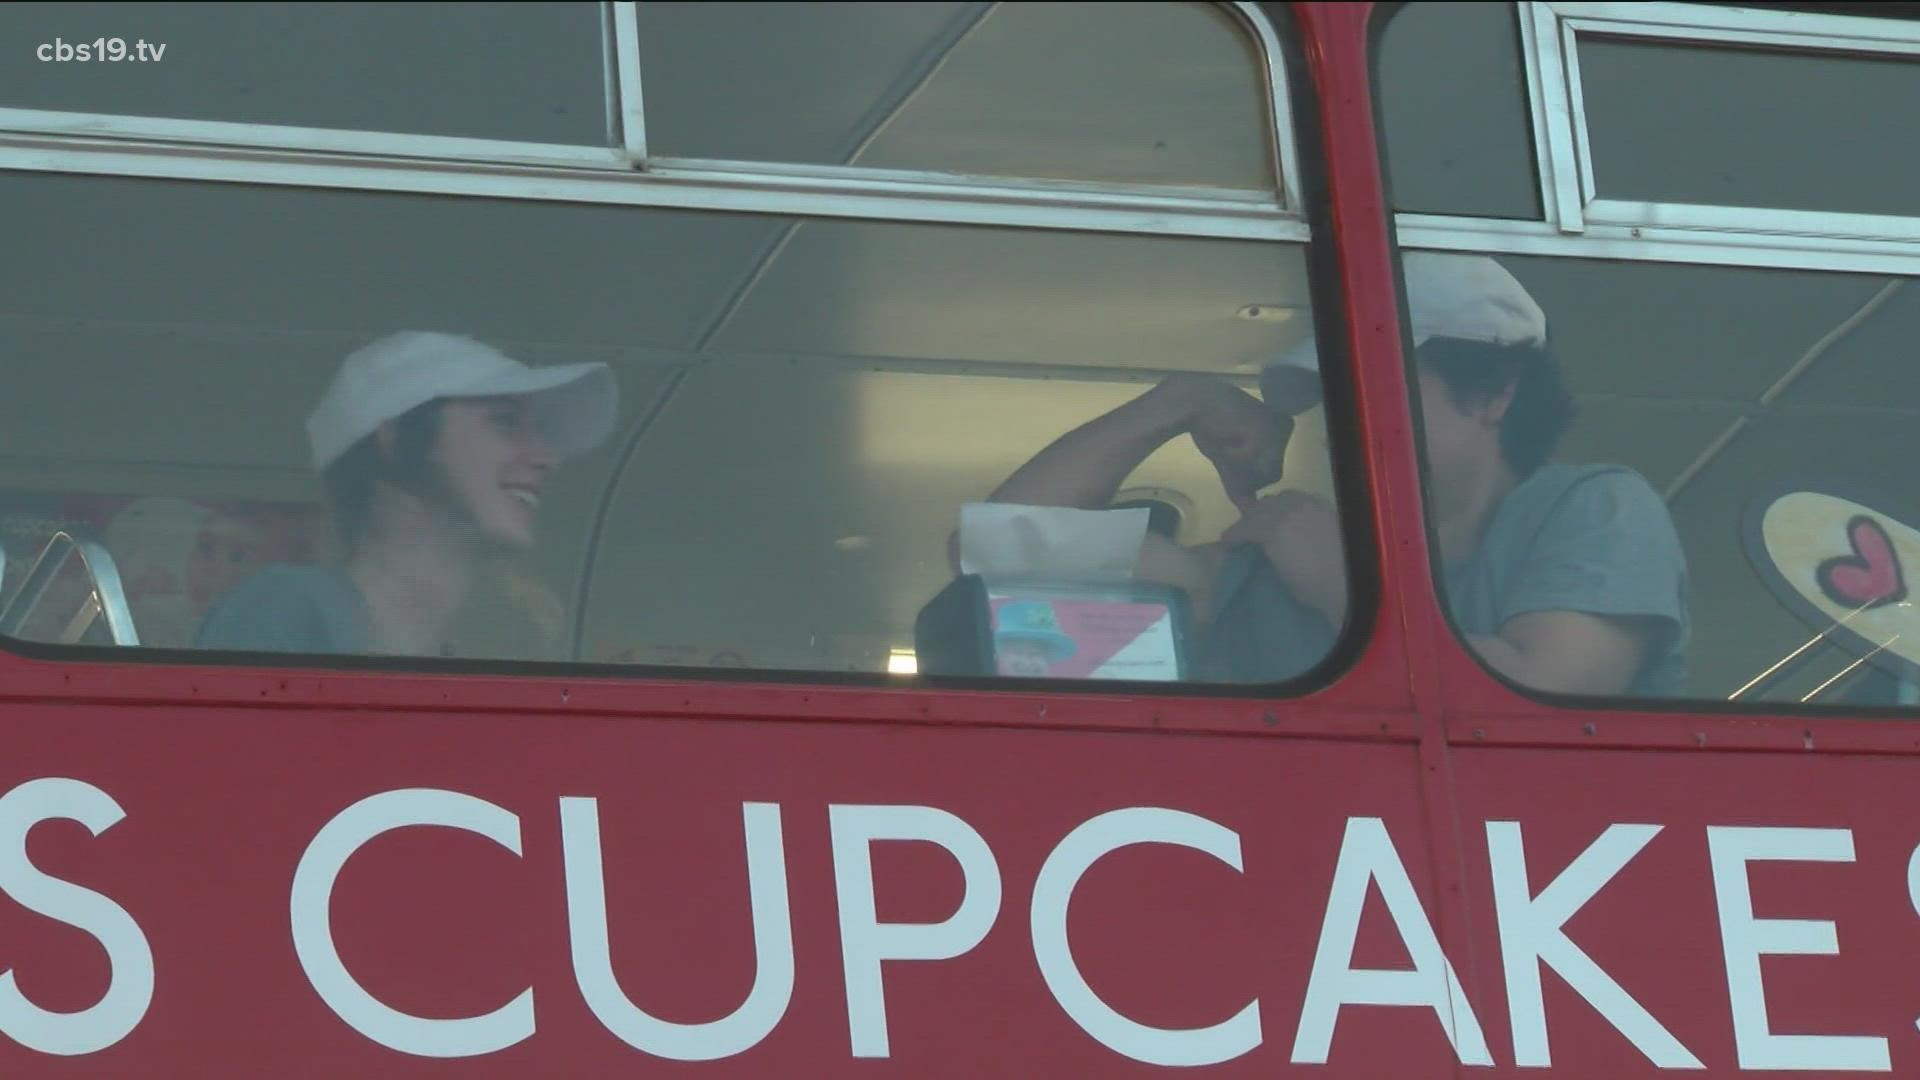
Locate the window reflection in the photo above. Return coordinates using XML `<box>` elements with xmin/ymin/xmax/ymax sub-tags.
<box><xmin>1401</xmin><ymin>253</ymin><xmax>1920</xmax><ymax>706</ymax></box>
<box><xmin>0</xmin><ymin>174</ymin><xmax>1350</xmax><ymax>690</ymax></box>
<box><xmin>640</xmin><ymin>1</ymin><xmax>1277</xmax><ymax>191</ymax></box>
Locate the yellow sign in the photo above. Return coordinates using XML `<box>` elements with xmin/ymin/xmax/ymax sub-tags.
<box><xmin>1757</xmin><ymin>491</ymin><xmax>1919</xmax><ymax>674</ymax></box>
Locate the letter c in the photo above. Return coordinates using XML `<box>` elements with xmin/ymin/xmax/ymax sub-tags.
<box><xmin>291</xmin><ymin>789</ymin><xmax>533</xmax><ymax>1058</ymax></box>
<box><xmin>1030</xmin><ymin>808</ymin><xmax>1261</xmax><ymax>1067</ymax></box>
<box><xmin>36</xmin><ymin>44</ymin><xmax>49</xmax><ymax>61</ymax></box>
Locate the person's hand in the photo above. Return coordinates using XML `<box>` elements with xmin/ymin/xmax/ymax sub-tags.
<box><xmin>1220</xmin><ymin>491</ymin><xmax>1347</xmax><ymax>624</ymax></box>
<box><xmin>1151</xmin><ymin>374</ymin><xmax>1292</xmax><ymax>509</ymax></box>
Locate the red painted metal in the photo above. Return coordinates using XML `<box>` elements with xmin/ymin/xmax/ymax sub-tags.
<box><xmin>2</xmin><ymin>4</ymin><xmax>1916</xmax><ymax>1076</ymax></box>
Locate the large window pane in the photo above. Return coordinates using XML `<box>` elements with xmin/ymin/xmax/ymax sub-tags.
<box><xmin>1581</xmin><ymin>39</ymin><xmax>1920</xmax><ymax>217</ymax></box>
<box><xmin>1390</xmin><ymin>250</ymin><xmax>1920</xmax><ymax>708</ymax></box>
<box><xmin>0</xmin><ymin>174</ymin><xmax>1351</xmax><ymax>689</ymax></box>
<box><xmin>1378</xmin><ymin>1</ymin><xmax>1540</xmax><ymax>219</ymax></box>
<box><xmin>638</xmin><ymin>1</ymin><xmax>1278</xmax><ymax>192</ymax></box>
<box><xmin>0</xmin><ymin>2</ymin><xmax>609</xmax><ymax>145</ymax></box>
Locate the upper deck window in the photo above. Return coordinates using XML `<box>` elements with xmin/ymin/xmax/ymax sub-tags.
<box><xmin>0</xmin><ymin>5</ymin><xmax>1353</xmax><ymax>693</ymax></box>
<box><xmin>638</xmin><ymin>1</ymin><xmax>1284</xmax><ymax>194</ymax></box>
<box><xmin>0</xmin><ymin>2</ymin><xmax>610</xmax><ymax>147</ymax></box>
<box><xmin>1378</xmin><ymin>0</ymin><xmax>1541</xmax><ymax>220</ymax></box>
<box><xmin>1580</xmin><ymin>38</ymin><xmax>1920</xmax><ymax>219</ymax></box>
<box><xmin>1380</xmin><ymin>3</ymin><xmax>1920</xmax><ymax>710</ymax></box>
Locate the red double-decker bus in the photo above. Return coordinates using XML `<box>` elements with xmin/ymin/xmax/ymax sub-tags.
<box><xmin>3</xmin><ymin>2</ymin><xmax>1919</xmax><ymax>1074</ymax></box>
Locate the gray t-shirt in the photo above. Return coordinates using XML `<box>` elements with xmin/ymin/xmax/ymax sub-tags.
<box><xmin>1198</xmin><ymin>464</ymin><xmax>1689</xmax><ymax>696</ymax></box>
<box><xmin>193</xmin><ymin>565</ymin><xmax>372</xmax><ymax>655</ymax></box>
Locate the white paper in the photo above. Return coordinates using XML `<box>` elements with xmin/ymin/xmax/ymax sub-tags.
<box><xmin>958</xmin><ymin>503</ymin><xmax>1148</xmax><ymax>584</ymax></box>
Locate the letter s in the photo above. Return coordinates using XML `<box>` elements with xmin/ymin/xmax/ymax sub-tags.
<box><xmin>0</xmin><ymin>778</ymin><xmax>154</xmax><ymax>1056</ymax></box>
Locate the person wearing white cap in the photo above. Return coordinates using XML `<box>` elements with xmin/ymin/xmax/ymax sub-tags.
<box><xmin>979</xmin><ymin>253</ymin><xmax>1687</xmax><ymax>697</ymax></box>
<box><xmin>195</xmin><ymin>331</ymin><xmax>617</xmax><ymax>657</ymax></box>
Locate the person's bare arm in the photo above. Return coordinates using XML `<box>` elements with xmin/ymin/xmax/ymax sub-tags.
<box><xmin>950</xmin><ymin>374</ymin><xmax>1288</xmax><ymax>586</ymax></box>
<box><xmin>1467</xmin><ymin>611</ymin><xmax>1655</xmax><ymax>695</ymax></box>
<box><xmin>986</xmin><ymin>374</ymin><xmax>1287</xmax><ymax>510</ymax></box>
<box><xmin>948</xmin><ymin>375</ymin><xmax>1288</xmax><ymax>617</ymax></box>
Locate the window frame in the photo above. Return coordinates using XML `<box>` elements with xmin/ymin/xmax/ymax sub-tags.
<box><xmin>1374</xmin><ymin>0</ymin><xmax>1920</xmax><ymax>726</ymax></box>
<box><xmin>0</xmin><ymin>2</ymin><xmax>1309</xmax><ymax>242</ymax></box>
<box><xmin>0</xmin><ymin>1</ymin><xmax>1402</xmax><ymax>720</ymax></box>
<box><xmin>1396</xmin><ymin>2</ymin><xmax>1920</xmax><ymax>278</ymax></box>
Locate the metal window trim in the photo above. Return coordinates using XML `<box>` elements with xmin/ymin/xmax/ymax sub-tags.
<box><xmin>1550</xmin><ymin>2</ymin><xmax>1920</xmax><ymax>54</ymax></box>
<box><xmin>1225</xmin><ymin>0</ymin><xmax>1303</xmax><ymax>212</ymax></box>
<box><xmin>1395</xmin><ymin>211</ymin><xmax>1920</xmax><ymax>278</ymax></box>
<box><xmin>1517</xmin><ymin>3</ymin><xmax>1586</xmax><ymax>234</ymax></box>
<box><xmin>1521</xmin><ymin>0</ymin><xmax>1920</xmax><ymax>247</ymax></box>
<box><xmin>0</xmin><ymin>107</ymin><xmax>630</xmax><ymax>171</ymax></box>
<box><xmin>0</xmin><ymin>135</ymin><xmax>1308</xmax><ymax>242</ymax></box>
<box><xmin>609</xmin><ymin>0</ymin><xmax>647</xmax><ymax>166</ymax></box>
<box><xmin>1585</xmin><ymin>199</ymin><xmax>1920</xmax><ymax>246</ymax></box>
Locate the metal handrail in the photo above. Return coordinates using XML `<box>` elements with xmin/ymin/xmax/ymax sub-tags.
<box><xmin>0</xmin><ymin>529</ymin><xmax>141</xmax><ymax>646</ymax></box>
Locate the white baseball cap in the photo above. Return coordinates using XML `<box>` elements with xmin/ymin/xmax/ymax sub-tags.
<box><xmin>1262</xmin><ymin>253</ymin><xmax>1546</xmax><ymax>406</ymax></box>
<box><xmin>305</xmin><ymin>331</ymin><xmax>619</xmax><ymax>471</ymax></box>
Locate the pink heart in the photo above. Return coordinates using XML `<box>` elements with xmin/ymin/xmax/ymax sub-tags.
<box><xmin>1817</xmin><ymin>516</ymin><xmax>1907</xmax><ymax>609</ymax></box>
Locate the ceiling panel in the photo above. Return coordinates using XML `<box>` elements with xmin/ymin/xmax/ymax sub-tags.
<box><xmin>0</xmin><ymin>172</ymin><xmax>787</xmax><ymax>350</ymax></box>
<box><xmin>1553</xmin><ymin>395</ymin><xmax>1744</xmax><ymax>494</ymax></box>
<box><xmin>709</xmin><ymin>218</ymin><xmax>1312</xmax><ymax>373</ymax></box>
<box><xmin>1502</xmin><ymin>255</ymin><xmax>1889</xmax><ymax>402</ymax></box>
<box><xmin>639</xmin><ymin>2</ymin><xmax>978</xmax><ymax>165</ymax></box>
<box><xmin>1769</xmin><ymin>280</ymin><xmax>1920</xmax><ymax>411</ymax></box>
<box><xmin>855</xmin><ymin>2</ymin><xmax>1274</xmax><ymax>191</ymax></box>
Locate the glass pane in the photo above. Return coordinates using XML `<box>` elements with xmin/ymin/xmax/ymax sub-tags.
<box><xmin>1392</xmin><ymin>250</ymin><xmax>1920</xmax><ymax>709</ymax></box>
<box><xmin>1378</xmin><ymin>1</ymin><xmax>1541</xmax><ymax>219</ymax></box>
<box><xmin>638</xmin><ymin>1</ymin><xmax>1277</xmax><ymax>192</ymax></box>
<box><xmin>0</xmin><ymin>2</ymin><xmax>608</xmax><ymax>145</ymax></box>
<box><xmin>0</xmin><ymin>174</ymin><xmax>1353</xmax><ymax>690</ymax></box>
<box><xmin>1581</xmin><ymin>39</ymin><xmax>1920</xmax><ymax>217</ymax></box>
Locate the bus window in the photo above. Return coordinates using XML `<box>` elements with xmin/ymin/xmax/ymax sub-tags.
<box><xmin>1378</xmin><ymin>1</ymin><xmax>1540</xmax><ymax>220</ymax></box>
<box><xmin>1581</xmin><ymin>38</ymin><xmax>1920</xmax><ymax>218</ymax></box>
<box><xmin>1379</xmin><ymin>3</ymin><xmax>1920</xmax><ymax>709</ymax></box>
<box><xmin>637</xmin><ymin>2</ymin><xmax>1279</xmax><ymax>194</ymax></box>
<box><xmin>0</xmin><ymin>2</ymin><xmax>609</xmax><ymax>146</ymax></box>
<box><xmin>0</xmin><ymin>171</ymin><xmax>1348</xmax><ymax>687</ymax></box>
<box><xmin>1408</xmin><ymin>254</ymin><xmax>1920</xmax><ymax>706</ymax></box>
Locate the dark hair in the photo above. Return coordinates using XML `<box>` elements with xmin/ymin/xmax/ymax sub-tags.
<box><xmin>321</xmin><ymin>399</ymin><xmax>447</xmax><ymax>552</ymax></box>
<box><xmin>1416</xmin><ymin>337</ymin><xmax>1575</xmax><ymax>477</ymax></box>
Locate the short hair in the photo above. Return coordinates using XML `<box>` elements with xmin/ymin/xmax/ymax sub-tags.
<box><xmin>1416</xmin><ymin>337</ymin><xmax>1575</xmax><ymax>477</ymax></box>
<box><xmin>320</xmin><ymin>398</ymin><xmax>447</xmax><ymax>552</ymax></box>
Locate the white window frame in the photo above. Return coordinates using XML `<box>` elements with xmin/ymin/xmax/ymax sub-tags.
<box><xmin>0</xmin><ymin>2</ymin><xmax>1306</xmax><ymax>244</ymax></box>
<box><xmin>1399</xmin><ymin>2</ymin><xmax>1920</xmax><ymax>277</ymax></box>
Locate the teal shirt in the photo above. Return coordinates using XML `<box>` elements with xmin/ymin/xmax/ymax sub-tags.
<box><xmin>193</xmin><ymin>566</ymin><xmax>372</xmax><ymax>655</ymax></box>
<box><xmin>1199</xmin><ymin>464</ymin><xmax>1689</xmax><ymax>696</ymax></box>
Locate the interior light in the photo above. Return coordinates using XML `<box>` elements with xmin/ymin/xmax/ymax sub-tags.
<box><xmin>886</xmin><ymin>649</ymin><xmax>918</xmax><ymax>675</ymax></box>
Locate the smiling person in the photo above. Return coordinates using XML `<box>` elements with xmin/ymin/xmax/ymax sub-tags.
<box><xmin>195</xmin><ymin>332</ymin><xmax>616</xmax><ymax>657</ymax></box>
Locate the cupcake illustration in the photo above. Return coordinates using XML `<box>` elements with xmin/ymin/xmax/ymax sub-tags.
<box><xmin>993</xmin><ymin>600</ymin><xmax>1077</xmax><ymax>676</ymax></box>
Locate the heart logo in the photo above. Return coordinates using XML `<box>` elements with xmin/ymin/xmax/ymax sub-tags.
<box><xmin>1817</xmin><ymin>515</ymin><xmax>1907</xmax><ymax>609</ymax></box>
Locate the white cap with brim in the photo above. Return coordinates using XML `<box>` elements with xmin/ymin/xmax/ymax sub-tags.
<box><xmin>1261</xmin><ymin>252</ymin><xmax>1547</xmax><ymax>408</ymax></box>
<box><xmin>305</xmin><ymin>331</ymin><xmax>619</xmax><ymax>471</ymax></box>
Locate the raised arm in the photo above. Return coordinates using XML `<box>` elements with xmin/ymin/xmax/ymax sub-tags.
<box><xmin>989</xmin><ymin>373</ymin><xmax>1291</xmax><ymax>511</ymax></box>
<box><xmin>953</xmin><ymin>374</ymin><xmax>1292</xmax><ymax>621</ymax></box>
